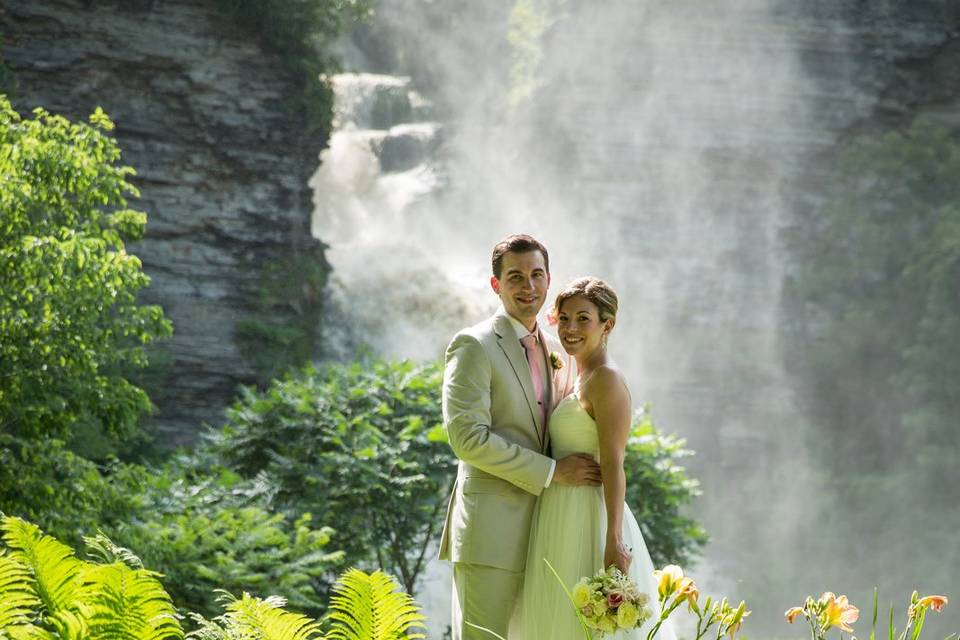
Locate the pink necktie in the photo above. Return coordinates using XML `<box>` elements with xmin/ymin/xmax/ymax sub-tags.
<box><xmin>520</xmin><ymin>334</ymin><xmax>547</xmax><ymax>433</ymax></box>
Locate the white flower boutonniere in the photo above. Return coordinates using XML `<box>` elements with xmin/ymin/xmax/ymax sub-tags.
<box><xmin>549</xmin><ymin>351</ymin><xmax>564</xmax><ymax>371</ymax></box>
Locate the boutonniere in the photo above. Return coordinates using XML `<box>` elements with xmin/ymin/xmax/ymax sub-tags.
<box><xmin>549</xmin><ymin>351</ymin><xmax>564</xmax><ymax>371</ymax></box>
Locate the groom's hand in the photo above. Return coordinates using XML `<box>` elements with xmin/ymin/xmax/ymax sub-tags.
<box><xmin>553</xmin><ymin>454</ymin><xmax>602</xmax><ymax>486</ymax></box>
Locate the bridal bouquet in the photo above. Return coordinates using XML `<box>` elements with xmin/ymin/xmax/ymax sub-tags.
<box><xmin>570</xmin><ymin>565</ymin><xmax>652</xmax><ymax>635</ymax></box>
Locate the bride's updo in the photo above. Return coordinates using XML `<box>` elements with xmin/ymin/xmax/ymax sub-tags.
<box><xmin>551</xmin><ymin>277</ymin><xmax>619</xmax><ymax>324</ymax></box>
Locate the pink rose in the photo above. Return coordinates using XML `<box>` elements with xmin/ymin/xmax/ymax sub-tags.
<box><xmin>608</xmin><ymin>592</ymin><xmax>625</xmax><ymax>608</ymax></box>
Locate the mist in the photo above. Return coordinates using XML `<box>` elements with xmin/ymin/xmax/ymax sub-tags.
<box><xmin>311</xmin><ymin>1</ymin><xmax>958</xmax><ymax>637</ymax></box>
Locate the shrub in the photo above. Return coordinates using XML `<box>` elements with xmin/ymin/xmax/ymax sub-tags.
<box><xmin>200</xmin><ymin>359</ymin><xmax>453</xmax><ymax>596</ymax></box>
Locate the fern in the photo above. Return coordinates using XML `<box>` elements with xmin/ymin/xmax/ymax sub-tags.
<box><xmin>1</xmin><ymin>517</ymin><xmax>83</xmax><ymax>619</ymax></box>
<box><xmin>186</xmin><ymin>591</ymin><xmax>323</xmax><ymax>640</ymax></box>
<box><xmin>324</xmin><ymin>568</ymin><xmax>426</xmax><ymax>640</ymax></box>
<box><xmin>82</xmin><ymin>563</ymin><xmax>183</xmax><ymax>640</ymax></box>
<box><xmin>0</xmin><ymin>551</ymin><xmax>41</xmax><ymax>629</ymax></box>
<box><xmin>0</xmin><ymin>516</ymin><xmax>183</xmax><ymax>640</ymax></box>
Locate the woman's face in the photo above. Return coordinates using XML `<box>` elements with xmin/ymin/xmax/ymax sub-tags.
<box><xmin>556</xmin><ymin>295</ymin><xmax>611</xmax><ymax>357</ymax></box>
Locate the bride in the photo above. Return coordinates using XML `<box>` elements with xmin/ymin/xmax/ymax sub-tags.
<box><xmin>518</xmin><ymin>277</ymin><xmax>676</xmax><ymax>640</ymax></box>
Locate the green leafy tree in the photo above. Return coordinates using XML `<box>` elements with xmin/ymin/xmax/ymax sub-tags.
<box><xmin>0</xmin><ymin>98</ymin><xmax>171</xmax><ymax>444</ymax></box>
<box><xmin>200</xmin><ymin>359</ymin><xmax>453</xmax><ymax>597</ymax></box>
<box><xmin>783</xmin><ymin>117</ymin><xmax>960</xmax><ymax>468</ymax></box>
<box><xmin>0</xmin><ymin>97</ymin><xmax>171</xmax><ymax>543</ymax></box>
<box><xmin>624</xmin><ymin>406</ymin><xmax>708</xmax><ymax>567</ymax></box>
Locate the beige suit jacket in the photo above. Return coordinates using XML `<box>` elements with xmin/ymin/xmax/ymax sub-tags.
<box><xmin>438</xmin><ymin>309</ymin><xmax>576</xmax><ymax>571</ymax></box>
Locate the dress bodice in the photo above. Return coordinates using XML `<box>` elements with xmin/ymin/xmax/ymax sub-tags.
<box><xmin>549</xmin><ymin>393</ymin><xmax>600</xmax><ymax>460</ymax></box>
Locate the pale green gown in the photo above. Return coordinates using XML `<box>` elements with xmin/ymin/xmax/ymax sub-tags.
<box><xmin>517</xmin><ymin>389</ymin><xmax>676</xmax><ymax>640</ymax></box>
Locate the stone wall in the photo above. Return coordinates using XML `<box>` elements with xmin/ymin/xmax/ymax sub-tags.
<box><xmin>1</xmin><ymin>0</ymin><xmax>329</xmax><ymax>446</ymax></box>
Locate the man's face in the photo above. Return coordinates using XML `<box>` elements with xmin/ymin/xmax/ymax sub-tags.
<box><xmin>491</xmin><ymin>250</ymin><xmax>551</xmax><ymax>327</ymax></box>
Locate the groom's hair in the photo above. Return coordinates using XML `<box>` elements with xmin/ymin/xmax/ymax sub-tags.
<box><xmin>491</xmin><ymin>234</ymin><xmax>550</xmax><ymax>279</ymax></box>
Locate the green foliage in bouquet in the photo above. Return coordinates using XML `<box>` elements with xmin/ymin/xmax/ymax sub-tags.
<box><xmin>195</xmin><ymin>358</ymin><xmax>453</xmax><ymax>596</ymax></box>
<box><xmin>624</xmin><ymin>406</ymin><xmax>708</xmax><ymax>567</ymax></box>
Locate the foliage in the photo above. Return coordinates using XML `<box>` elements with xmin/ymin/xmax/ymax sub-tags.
<box><xmin>236</xmin><ymin>251</ymin><xmax>329</xmax><ymax>384</ymax></box>
<box><xmin>113</xmin><ymin>468</ymin><xmax>344</xmax><ymax>619</ymax></box>
<box><xmin>323</xmin><ymin>568</ymin><xmax>426</xmax><ymax>640</ymax></box>
<box><xmin>0</xmin><ymin>515</ymin><xmax>424</xmax><ymax>640</ymax></box>
<box><xmin>199</xmin><ymin>359</ymin><xmax>453</xmax><ymax>596</ymax></box>
<box><xmin>783</xmin><ymin>118</ymin><xmax>960</xmax><ymax>469</ymax></box>
<box><xmin>0</xmin><ymin>514</ymin><xmax>183</xmax><ymax>639</ymax></box>
<box><xmin>188</xmin><ymin>592</ymin><xmax>324</xmax><ymax>640</ymax></box>
<box><xmin>213</xmin><ymin>0</ymin><xmax>374</xmax><ymax>132</ymax></box>
<box><xmin>0</xmin><ymin>435</ymin><xmax>146</xmax><ymax>549</ymax></box>
<box><xmin>624</xmin><ymin>406</ymin><xmax>708</xmax><ymax>567</ymax></box>
<box><xmin>0</xmin><ymin>97</ymin><xmax>171</xmax><ymax>446</ymax></box>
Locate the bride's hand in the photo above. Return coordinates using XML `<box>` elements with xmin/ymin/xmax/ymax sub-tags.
<box><xmin>604</xmin><ymin>538</ymin><xmax>632</xmax><ymax>574</ymax></box>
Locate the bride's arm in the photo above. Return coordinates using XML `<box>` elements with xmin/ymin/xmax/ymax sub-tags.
<box><xmin>588</xmin><ymin>367</ymin><xmax>634</xmax><ymax>573</ymax></box>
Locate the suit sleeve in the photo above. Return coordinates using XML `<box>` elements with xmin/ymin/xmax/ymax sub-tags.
<box><xmin>443</xmin><ymin>333</ymin><xmax>553</xmax><ymax>495</ymax></box>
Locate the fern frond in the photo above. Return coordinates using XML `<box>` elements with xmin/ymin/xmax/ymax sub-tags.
<box><xmin>1</xmin><ymin>516</ymin><xmax>82</xmax><ymax>617</ymax></box>
<box><xmin>219</xmin><ymin>591</ymin><xmax>323</xmax><ymax>640</ymax></box>
<box><xmin>81</xmin><ymin>562</ymin><xmax>183</xmax><ymax>640</ymax></box>
<box><xmin>0</xmin><ymin>551</ymin><xmax>41</xmax><ymax>629</ymax></box>
<box><xmin>83</xmin><ymin>532</ymin><xmax>145</xmax><ymax>569</ymax></box>
<box><xmin>325</xmin><ymin>568</ymin><xmax>426</xmax><ymax>640</ymax></box>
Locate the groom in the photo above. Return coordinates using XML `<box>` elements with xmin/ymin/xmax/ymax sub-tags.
<box><xmin>439</xmin><ymin>234</ymin><xmax>602</xmax><ymax>640</ymax></box>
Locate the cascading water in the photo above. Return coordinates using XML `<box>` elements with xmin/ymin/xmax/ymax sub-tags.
<box><xmin>311</xmin><ymin>1</ymin><xmax>860</xmax><ymax>637</ymax></box>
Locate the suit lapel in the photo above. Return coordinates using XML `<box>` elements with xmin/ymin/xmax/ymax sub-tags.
<box><xmin>494</xmin><ymin>313</ymin><xmax>545</xmax><ymax>448</ymax></box>
<box><xmin>536</xmin><ymin>327</ymin><xmax>554</xmax><ymax>453</ymax></box>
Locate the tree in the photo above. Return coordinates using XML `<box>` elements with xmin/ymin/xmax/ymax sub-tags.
<box><xmin>0</xmin><ymin>97</ymin><xmax>171</xmax><ymax>540</ymax></box>
<box><xmin>783</xmin><ymin>117</ymin><xmax>960</xmax><ymax>468</ymax></box>
<box><xmin>0</xmin><ymin>97</ymin><xmax>172</xmax><ymax>444</ymax></box>
<box><xmin>201</xmin><ymin>359</ymin><xmax>454</xmax><ymax>597</ymax></box>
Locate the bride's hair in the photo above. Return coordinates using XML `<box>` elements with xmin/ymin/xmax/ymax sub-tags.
<box><xmin>551</xmin><ymin>277</ymin><xmax>618</xmax><ymax>325</ymax></box>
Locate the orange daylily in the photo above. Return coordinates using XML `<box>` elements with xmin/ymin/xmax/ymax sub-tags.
<box><xmin>910</xmin><ymin>594</ymin><xmax>949</xmax><ymax>620</ymax></box>
<box><xmin>820</xmin><ymin>592</ymin><xmax>859</xmax><ymax>633</ymax></box>
<box><xmin>917</xmin><ymin>595</ymin><xmax>948</xmax><ymax>613</ymax></box>
<box><xmin>677</xmin><ymin>576</ymin><xmax>699</xmax><ymax>603</ymax></box>
<box><xmin>785</xmin><ymin>606</ymin><xmax>805</xmax><ymax>624</ymax></box>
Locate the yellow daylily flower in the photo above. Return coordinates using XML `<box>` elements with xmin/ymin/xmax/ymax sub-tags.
<box><xmin>820</xmin><ymin>592</ymin><xmax>859</xmax><ymax>633</ymax></box>
<box><xmin>653</xmin><ymin>565</ymin><xmax>685</xmax><ymax>599</ymax></box>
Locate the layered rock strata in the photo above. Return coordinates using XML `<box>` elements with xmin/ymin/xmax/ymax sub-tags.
<box><xmin>1</xmin><ymin>0</ymin><xmax>328</xmax><ymax>446</ymax></box>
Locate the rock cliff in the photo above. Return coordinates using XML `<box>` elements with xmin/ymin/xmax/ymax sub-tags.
<box><xmin>1</xmin><ymin>0</ymin><xmax>329</xmax><ymax>446</ymax></box>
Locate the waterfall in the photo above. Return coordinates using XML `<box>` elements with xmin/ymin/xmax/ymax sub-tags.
<box><xmin>313</xmin><ymin>1</ymin><xmax>822</xmax><ymax>636</ymax></box>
